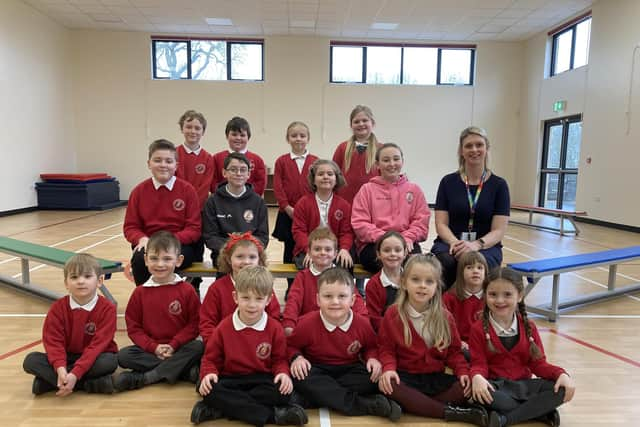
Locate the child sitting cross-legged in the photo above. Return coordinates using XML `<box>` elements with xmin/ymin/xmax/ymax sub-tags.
<box><xmin>287</xmin><ymin>267</ymin><xmax>401</xmax><ymax>421</ymax></box>
<box><xmin>115</xmin><ymin>231</ymin><xmax>203</xmax><ymax>391</ymax></box>
<box><xmin>191</xmin><ymin>266</ymin><xmax>308</xmax><ymax>426</ymax></box>
<box><xmin>23</xmin><ymin>253</ymin><xmax>118</xmax><ymax>396</ymax></box>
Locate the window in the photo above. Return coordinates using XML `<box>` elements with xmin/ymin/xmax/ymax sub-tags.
<box><xmin>330</xmin><ymin>42</ymin><xmax>475</xmax><ymax>85</ymax></box>
<box><xmin>152</xmin><ymin>38</ymin><xmax>263</xmax><ymax>81</ymax></box>
<box><xmin>539</xmin><ymin>115</ymin><xmax>582</xmax><ymax>210</ymax></box>
<box><xmin>550</xmin><ymin>14</ymin><xmax>591</xmax><ymax>76</ymax></box>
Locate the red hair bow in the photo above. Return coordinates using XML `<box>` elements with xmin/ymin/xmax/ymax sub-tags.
<box><xmin>224</xmin><ymin>231</ymin><xmax>264</xmax><ymax>253</ymax></box>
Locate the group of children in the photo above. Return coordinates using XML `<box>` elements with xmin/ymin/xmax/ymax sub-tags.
<box><xmin>22</xmin><ymin>106</ymin><xmax>575</xmax><ymax>427</ymax></box>
<box><xmin>24</xmin><ymin>228</ymin><xmax>574</xmax><ymax>427</ymax></box>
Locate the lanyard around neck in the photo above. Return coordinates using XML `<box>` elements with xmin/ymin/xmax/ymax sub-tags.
<box><xmin>463</xmin><ymin>170</ymin><xmax>486</xmax><ymax>232</ymax></box>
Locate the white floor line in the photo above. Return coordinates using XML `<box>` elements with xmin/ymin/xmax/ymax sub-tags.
<box><xmin>502</xmin><ymin>246</ymin><xmax>640</xmax><ymax>303</ymax></box>
<box><xmin>503</xmin><ymin>235</ymin><xmax>555</xmax><ymax>253</ymax></box>
<box><xmin>559</xmin><ymin>314</ymin><xmax>640</xmax><ymax>319</ymax></box>
<box><xmin>318</xmin><ymin>407</ymin><xmax>331</xmax><ymax>427</ymax></box>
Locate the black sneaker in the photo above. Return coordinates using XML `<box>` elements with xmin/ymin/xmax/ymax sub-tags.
<box><xmin>31</xmin><ymin>377</ymin><xmax>56</xmax><ymax>395</ymax></box>
<box><xmin>114</xmin><ymin>371</ymin><xmax>145</xmax><ymax>392</ymax></box>
<box><xmin>537</xmin><ymin>409</ymin><xmax>561</xmax><ymax>427</ymax></box>
<box><xmin>83</xmin><ymin>375</ymin><xmax>115</xmax><ymax>394</ymax></box>
<box><xmin>388</xmin><ymin>398</ymin><xmax>402</xmax><ymax>422</ymax></box>
<box><xmin>188</xmin><ymin>365</ymin><xmax>200</xmax><ymax>384</ymax></box>
<box><xmin>274</xmin><ymin>403</ymin><xmax>308</xmax><ymax>425</ymax></box>
<box><xmin>190</xmin><ymin>401</ymin><xmax>223</xmax><ymax>424</ymax></box>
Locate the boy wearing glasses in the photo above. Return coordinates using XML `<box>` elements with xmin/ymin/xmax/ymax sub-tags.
<box><xmin>203</xmin><ymin>152</ymin><xmax>269</xmax><ymax>267</ymax></box>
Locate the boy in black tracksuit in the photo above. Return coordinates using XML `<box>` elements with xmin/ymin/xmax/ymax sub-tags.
<box><xmin>202</xmin><ymin>152</ymin><xmax>269</xmax><ymax>267</ymax></box>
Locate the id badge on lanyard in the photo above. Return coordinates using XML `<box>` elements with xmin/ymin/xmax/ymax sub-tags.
<box><xmin>461</xmin><ymin>170</ymin><xmax>486</xmax><ymax>241</ymax></box>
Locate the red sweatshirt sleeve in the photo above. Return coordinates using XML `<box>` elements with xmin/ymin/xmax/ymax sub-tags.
<box><xmin>42</xmin><ymin>302</ymin><xmax>69</xmax><ymax>372</ymax></box>
<box><xmin>273</xmin><ymin>156</ymin><xmax>290</xmax><ymax>210</ymax></box>
<box><xmin>249</xmin><ymin>153</ymin><xmax>267</xmax><ymax>196</ymax></box>
<box><xmin>123</xmin><ymin>185</ymin><xmax>146</xmax><ymax>246</ymax></box>
<box><xmin>282</xmin><ymin>273</ymin><xmax>305</xmax><ymax>329</ymax></box>
<box><xmin>125</xmin><ymin>289</ymin><xmax>158</xmax><ymax>353</ymax></box>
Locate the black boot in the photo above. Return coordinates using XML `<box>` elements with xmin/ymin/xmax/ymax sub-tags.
<box><xmin>114</xmin><ymin>370</ymin><xmax>145</xmax><ymax>391</ymax></box>
<box><xmin>359</xmin><ymin>394</ymin><xmax>402</xmax><ymax>421</ymax></box>
<box><xmin>489</xmin><ymin>411</ymin><xmax>506</xmax><ymax>427</ymax></box>
<box><xmin>31</xmin><ymin>377</ymin><xmax>57</xmax><ymax>395</ymax></box>
<box><xmin>83</xmin><ymin>375</ymin><xmax>114</xmax><ymax>394</ymax></box>
<box><xmin>444</xmin><ymin>404</ymin><xmax>489</xmax><ymax>427</ymax></box>
<box><xmin>273</xmin><ymin>403</ymin><xmax>308</xmax><ymax>425</ymax></box>
<box><xmin>190</xmin><ymin>401</ymin><xmax>223</xmax><ymax>424</ymax></box>
<box><xmin>536</xmin><ymin>409</ymin><xmax>560</xmax><ymax>427</ymax></box>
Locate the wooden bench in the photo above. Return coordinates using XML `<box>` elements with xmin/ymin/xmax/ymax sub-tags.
<box><xmin>181</xmin><ymin>262</ymin><xmax>372</xmax><ymax>279</ymax></box>
<box><xmin>508</xmin><ymin>245</ymin><xmax>640</xmax><ymax>322</ymax></box>
<box><xmin>0</xmin><ymin>236</ymin><xmax>121</xmax><ymax>305</ymax></box>
<box><xmin>510</xmin><ymin>204</ymin><xmax>587</xmax><ymax>236</ymax></box>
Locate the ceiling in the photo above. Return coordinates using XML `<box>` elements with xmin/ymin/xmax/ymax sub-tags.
<box><xmin>22</xmin><ymin>0</ymin><xmax>594</xmax><ymax>42</ymax></box>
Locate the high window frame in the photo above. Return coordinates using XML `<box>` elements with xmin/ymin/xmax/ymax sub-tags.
<box><xmin>549</xmin><ymin>12</ymin><xmax>592</xmax><ymax>77</ymax></box>
<box><xmin>151</xmin><ymin>36</ymin><xmax>264</xmax><ymax>81</ymax></box>
<box><xmin>330</xmin><ymin>41</ymin><xmax>476</xmax><ymax>86</ymax></box>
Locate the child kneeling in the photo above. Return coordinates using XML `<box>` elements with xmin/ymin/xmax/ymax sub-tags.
<box><xmin>192</xmin><ymin>266</ymin><xmax>307</xmax><ymax>426</ymax></box>
<box><xmin>116</xmin><ymin>231</ymin><xmax>203</xmax><ymax>391</ymax></box>
<box><xmin>23</xmin><ymin>253</ymin><xmax>118</xmax><ymax>396</ymax></box>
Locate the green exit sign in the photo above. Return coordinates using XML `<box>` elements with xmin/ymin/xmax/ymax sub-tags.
<box><xmin>553</xmin><ymin>100</ymin><xmax>566</xmax><ymax>112</ymax></box>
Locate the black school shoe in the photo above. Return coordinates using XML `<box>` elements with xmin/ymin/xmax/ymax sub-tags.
<box><xmin>274</xmin><ymin>403</ymin><xmax>308</xmax><ymax>426</ymax></box>
<box><xmin>489</xmin><ymin>411</ymin><xmax>507</xmax><ymax>427</ymax></box>
<box><xmin>536</xmin><ymin>409</ymin><xmax>561</xmax><ymax>427</ymax></box>
<box><xmin>83</xmin><ymin>375</ymin><xmax>115</xmax><ymax>394</ymax></box>
<box><xmin>31</xmin><ymin>377</ymin><xmax>56</xmax><ymax>395</ymax></box>
<box><xmin>114</xmin><ymin>370</ymin><xmax>145</xmax><ymax>391</ymax></box>
<box><xmin>190</xmin><ymin>401</ymin><xmax>223</xmax><ymax>424</ymax></box>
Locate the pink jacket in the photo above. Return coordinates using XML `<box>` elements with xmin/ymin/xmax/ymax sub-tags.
<box><xmin>351</xmin><ymin>175</ymin><xmax>430</xmax><ymax>252</ymax></box>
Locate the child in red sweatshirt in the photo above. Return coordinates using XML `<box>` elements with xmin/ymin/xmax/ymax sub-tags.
<box><xmin>23</xmin><ymin>253</ymin><xmax>118</xmax><ymax>396</ymax></box>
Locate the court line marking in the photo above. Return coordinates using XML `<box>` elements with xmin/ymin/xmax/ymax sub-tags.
<box><xmin>502</xmin><ymin>246</ymin><xmax>640</xmax><ymax>303</ymax></box>
<box><xmin>319</xmin><ymin>407</ymin><xmax>331</xmax><ymax>427</ymax></box>
<box><xmin>558</xmin><ymin>314</ymin><xmax>640</xmax><ymax>319</ymax></box>
<box><xmin>542</xmin><ymin>328</ymin><xmax>640</xmax><ymax>369</ymax></box>
<box><xmin>0</xmin><ymin>314</ymin><xmax>126</xmax><ymax>318</ymax></box>
<box><xmin>0</xmin><ymin>340</ymin><xmax>42</xmax><ymax>361</ymax></box>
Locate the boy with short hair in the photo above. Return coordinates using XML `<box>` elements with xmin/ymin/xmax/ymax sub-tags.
<box><xmin>191</xmin><ymin>266</ymin><xmax>307</xmax><ymax>426</ymax></box>
<box><xmin>175</xmin><ymin>109</ymin><xmax>215</xmax><ymax>210</ymax></box>
<box><xmin>23</xmin><ymin>253</ymin><xmax>118</xmax><ymax>396</ymax></box>
<box><xmin>282</xmin><ymin>227</ymin><xmax>366</xmax><ymax>336</ymax></box>
<box><xmin>211</xmin><ymin>116</ymin><xmax>267</xmax><ymax>196</ymax></box>
<box><xmin>202</xmin><ymin>152</ymin><xmax>269</xmax><ymax>266</ymax></box>
<box><xmin>123</xmin><ymin>139</ymin><xmax>201</xmax><ymax>286</ymax></box>
<box><xmin>287</xmin><ymin>267</ymin><xmax>401</xmax><ymax>421</ymax></box>
<box><xmin>115</xmin><ymin>231</ymin><xmax>203</xmax><ymax>391</ymax></box>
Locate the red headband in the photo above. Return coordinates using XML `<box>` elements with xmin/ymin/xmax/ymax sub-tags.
<box><xmin>224</xmin><ymin>231</ymin><xmax>264</xmax><ymax>253</ymax></box>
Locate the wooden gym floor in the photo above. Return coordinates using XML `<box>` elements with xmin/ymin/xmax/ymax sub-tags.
<box><xmin>0</xmin><ymin>206</ymin><xmax>638</xmax><ymax>426</ymax></box>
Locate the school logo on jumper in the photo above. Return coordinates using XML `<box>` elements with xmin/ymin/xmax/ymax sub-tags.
<box><xmin>243</xmin><ymin>210</ymin><xmax>254</xmax><ymax>223</ymax></box>
<box><xmin>347</xmin><ymin>340</ymin><xmax>362</xmax><ymax>355</ymax></box>
<box><xmin>256</xmin><ymin>342</ymin><xmax>272</xmax><ymax>359</ymax></box>
<box><xmin>84</xmin><ymin>322</ymin><xmax>96</xmax><ymax>336</ymax></box>
<box><xmin>173</xmin><ymin>199</ymin><xmax>186</xmax><ymax>211</ymax></box>
<box><xmin>473</xmin><ymin>310</ymin><xmax>483</xmax><ymax>321</ymax></box>
<box><xmin>405</xmin><ymin>192</ymin><xmax>414</xmax><ymax>204</ymax></box>
<box><xmin>195</xmin><ymin>163</ymin><xmax>206</xmax><ymax>174</ymax></box>
<box><xmin>334</xmin><ymin>209</ymin><xmax>344</xmax><ymax>220</ymax></box>
<box><xmin>169</xmin><ymin>300</ymin><xmax>182</xmax><ymax>315</ymax></box>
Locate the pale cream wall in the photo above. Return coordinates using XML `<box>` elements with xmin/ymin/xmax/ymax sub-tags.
<box><xmin>0</xmin><ymin>0</ymin><xmax>73</xmax><ymax>211</ymax></box>
<box><xmin>516</xmin><ymin>0</ymin><xmax>639</xmax><ymax>227</ymax></box>
<box><xmin>70</xmin><ymin>32</ymin><xmax>522</xmax><ymax>203</ymax></box>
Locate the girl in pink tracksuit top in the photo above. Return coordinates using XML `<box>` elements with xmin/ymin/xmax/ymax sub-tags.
<box><xmin>351</xmin><ymin>143</ymin><xmax>430</xmax><ymax>273</ymax></box>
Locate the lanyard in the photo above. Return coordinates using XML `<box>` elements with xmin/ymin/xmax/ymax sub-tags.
<box><xmin>463</xmin><ymin>170</ymin><xmax>486</xmax><ymax>232</ymax></box>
